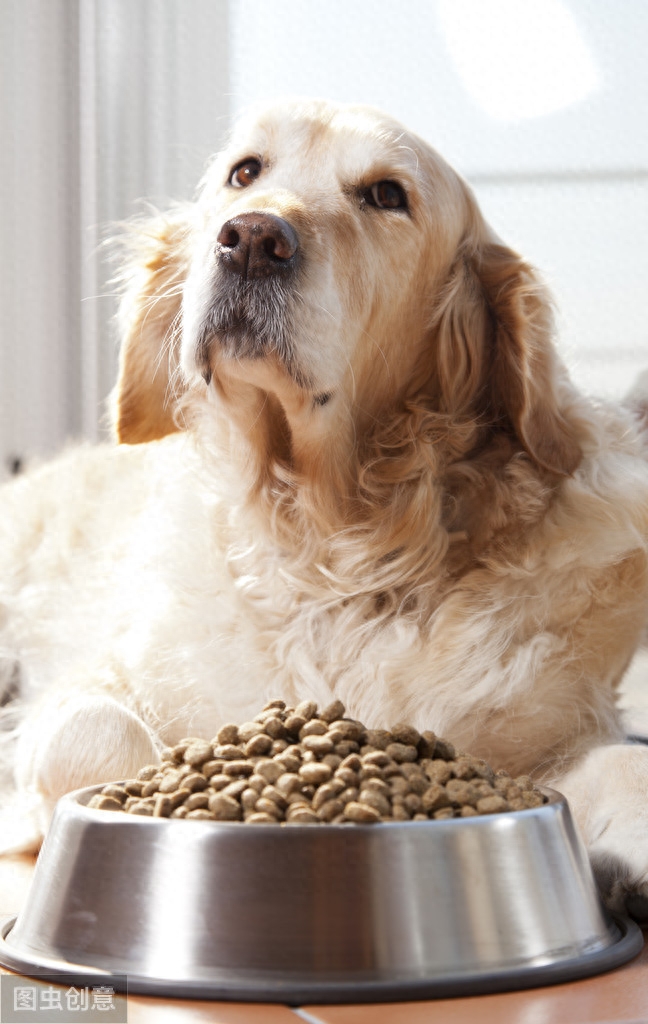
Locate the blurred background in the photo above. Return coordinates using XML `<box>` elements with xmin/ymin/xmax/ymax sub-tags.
<box><xmin>1</xmin><ymin>0</ymin><xmax>647</xmax><ymax>476</ymax></box>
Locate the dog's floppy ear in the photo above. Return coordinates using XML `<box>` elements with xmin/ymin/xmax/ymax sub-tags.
<box><xmin>111</xmin><ymin>206</ymin><xmax>194</xmax><ymax>444</ymax></box>
<box><xmin>474</xmin><ymin>240</ymin><xmax>582</xmax><ymax>476</ymax></box>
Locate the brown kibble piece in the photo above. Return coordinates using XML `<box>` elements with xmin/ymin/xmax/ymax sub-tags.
<box><xmin>158</xmin><ymin>772</ymin><xmax>183</xmax><ymax>794</ymax></box>
<box><xmin>422</xmin><ymin>784</ymin><xmax>451</xmax><ymax>813</ymax></box>
<box><xmin>301</xmin><ymin>734</ymin><xmax>334</xmax><ymax>756</ymax></box>
<box><xmin>169</xmin><ymin>788</ymin><xmax>191</xmax><ymax>809</ymax></box>
<box><xmin>222</xmin><ymin>779</ymin><xmax>249</xmax><ymax>799</ymax></box>
<box><xmin>300</xmin><ymin>719</ymin><xmax>328</xmax><ymax>737</ymax></box>
<box><xmin>392</xmin><ymin>803</ymin><xmax>411</xmax><ymax>821</ymax></box>
<box><xmin>319</xmin><ymin>699</ymin><xmax>346</xmax><ymax>722</ymax></box>
<box><xmin>241</xmin><ymin>788</ymin><xmax>259</xmax><ymax>811</ymax></box>
<box><xmin>404</xmin><ymin>793</ymin><xmax>423</xmax><ymax>814</ymax></box>
<box><xmin>264</xmin><ymin>717</ymin><xmax>287</xmax><ymax>740</ymax></box>
<box><xmin>238</xmin><ymin>722</ymin><xmax>264</xmax><ymax>743</ymax></box>
<box><xmin>262</xmin><ymin>698</ymin><xmax>287</xmax><ymax>711</ymax></box>
<box><xmin>362</xmin><ymin>751</ymin><xmax>391</xmax><ymax>768</ymax></box>
<box><xmin>210</xmin><ymin>774</ymin><xmax>231</xmax><ymax>791</ymax></box>
<box><xmin>208</xmin><ymin>793</ymin><xmax>242</xmax><ymax>820</ymax></box>
<box><xmin>213</xmin><ymin>744</ymin><xmax>246</xmax><ymax>761</ymax></box>
<box><xmin>183</xmin><ymin>740</ymin><xmax>213</xmax><ymax>766</ymax></box>
<box><xmin>244</xmin><ymin>734</ymin><xmax>273</xmax><ymax>757</ymax></box>
<box><xmin>254</xmin><ymin>798</ymin><xmax>281</xmax><ymax>818</ymax></box>
<box><xmin>391</xmin><ymin>723</ymin><xmax>420</xmax><ymax>747</ymax></box>
<box><xmin>299</xmin><ymin>762</ymin><xmax>333</xmax><ymax>785</ymax></box>
<box><xmin>101</xmin><ymin>785</ymin><xmax>128</xmax><ymax>803</ymax></box>
<box><xmin>153</xmin><ymin>794</ymin><xmax>172</xmax><ymax>816</ymax></box>
<box><xmin>433</xmin><ymin>737</ymin><xmax>456</xmax><ymax>760</ymax></box>
<box><xmin>284</xmin><ymin>714</ymin><xmax>307</xmax><ymax>736</ymax></box>
<box><xmin>424</xmin><ymin>760</ymin><xmax>452</xmax><ymax>785</ymax></box>
<box><xmin>417</xmin><ymin>731</ymin><xmax>437</xmax><ymax>758</ymax></box>
<box><xmin>129</xmin><ymin>801</ymin><xmax>154</xmax><ymax>816</ymax></box>
<box><xmin>385</xmin><ymin>742</ymin><xmax>418</xmax><ymax>764</ymax></box>
<box><xmin>359</xmin><ymin>789</ymin><xmax>391</xmax><ymax>817</ymax></box>
<box><xmin>339</xmin><ymin>753</ymin><xmax>362</xmax><ymax>772</ymax></box>
<box><xmin>433</xmin><ymin>807</ymin><xmax>455</xmax><ymax>820</ymax></box>
<box><xmin>89</xmin><ymin>795</ymin><xmax>123</xmax><ymax>811</ymax></box>
<box><xmin>261</xmin><ymin>785</ymin><xmax>288</xmax><ymax>810</ymax></box>
<box><xmin>216</xmin><ymin>724</ymin><xmax>239</xmax><ymax>745</ymax></box>
<box><xmin>364</xmin><ymin>729</ymin><xmax>392</xmax><ymax>750</ymax></box>
<box><xmin>275</xmin><ymin>772</ymin><xmax>303</xmax><ymax>797</ymax></box>
<box><xmin>446</xmin><ymin>779</ymin><xmax>479</xmax><ymax>807</ymax></box>
<box><xmin>247</xmin><ymin>774</ymin><xmax>268</xmax><ymax>794</ymax></box>
<box><xmin>522</xmin><ymin>791</ymin><xmax>545</xmax><ymax>808</ymax></box>
<box><xmin>275</xmin><ymin>752</ymin><xmax>302</xmax><ymax>774</ymax></box>
<box><xmin>344</xmin><ymin>802</ymin><xmax>381</xmax><ymax>823</ymax></box>
<box><xmin>222</xmin><ymin>760</ymin><xmax>255</xmax><ymax>777</ymax></box>
<box><xmin>476</xmin><ymin>795</ymin><xmax>510</xmax><ymax>815</ymax></box>
<box><xmin>312</xmin><ymin>783</ymin><xmax>339</xmax><ymax>810</ymax></box>
<box><xmin>295</xmin><ymin>700</ymin><xmax>318</xmax><ymax>720</ymax></box>
<box><xmin>286</xmin><ymin>807</ymin><xmax>320</xmax><ymax>823</ymax></box>
<box><xmin>334</xmin><ymin>740</ymin><xmax>360</xmax><ymax>758</ymax></box>
<box><xmin>316</xmin><ymin>798</ymin><xmax>345</xmax><ymax>822</ymax></box>
<box><xmin>255</xmin><ymin>760</ymin><xmax>285</xmax><ymax>785</ymax></box>
<box><xmin>182</xmin><ymin>772</ymin><xmax>209</xmax><ymax>793</ymax></box>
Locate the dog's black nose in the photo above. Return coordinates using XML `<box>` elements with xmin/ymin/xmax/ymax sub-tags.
<box><xmin>217</xmin><ymin>213</ymin><xmax>298</xmax><ymax>279</ymax></box>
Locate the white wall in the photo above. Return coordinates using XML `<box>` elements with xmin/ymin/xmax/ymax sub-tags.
<box><xmin>1</xmin><ymin>0</ymin><xmax>646</xmax><ymax>474</ymax></box>
<box><xmin>0</xmin><ymin>0</ymin><xmax>82</xmax><ymax>470</ymax></box>
<box><xmin>0</xmin><ymin>0</ymin><xmax>229</xmax><ymax>474</ymax></box>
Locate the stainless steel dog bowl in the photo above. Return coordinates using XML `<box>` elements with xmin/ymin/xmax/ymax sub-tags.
<box><xmin>0</xmin><ymin>786</ymin><xmax>641</xmax><ymax>1002</ymax></box>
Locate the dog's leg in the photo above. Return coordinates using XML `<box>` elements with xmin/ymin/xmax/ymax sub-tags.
<box><xmin>1</xmin><ymin>693</ymin><xmax>159</xmax><ymax>853</ymax></box>
<box><xmin>553</xmin><ymin>743</ymin><xmax>648</xmax><ymax>919</ymax></box>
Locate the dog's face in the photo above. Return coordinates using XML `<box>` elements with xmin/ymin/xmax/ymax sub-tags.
<box><xmin>180</xmin><ymin>100</ymin><xmax>475</xmax><ymax>447</ymax></box>
<box><xmin>115</xmin><ymin>99</ymin><xmax>581</xmax><ymax>480</ymax></box>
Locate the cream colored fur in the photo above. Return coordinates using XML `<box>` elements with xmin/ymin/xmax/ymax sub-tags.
<box><xmin>1</xmin><ymin>100</ymin><xmax>647</xmax><ymax>912</ymax></box>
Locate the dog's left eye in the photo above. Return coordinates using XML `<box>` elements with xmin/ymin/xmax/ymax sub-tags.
<box><xmin>229</xmin><ymin>158</ymin><xmax>262</xmax><ymax>188</ymax></box>
<box><xmin>365</xmin><ymin>180</ymin><xmax>408</xmax><ymax>210</ymax></box>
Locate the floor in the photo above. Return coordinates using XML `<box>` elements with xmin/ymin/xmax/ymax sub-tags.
<box><xmin>0</xmin><ymin>853</ymin><xmax>647</xmax><ymax>1024</ymax></box>
<box><xmin>1</xmin><ymin>651</ymin><xmax>647</xmax><ymax>1024</ymax></box>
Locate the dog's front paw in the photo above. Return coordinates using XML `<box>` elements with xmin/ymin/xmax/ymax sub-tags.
<box><xmin>11</xmin><ymin>694</ymin><xmax>159</xmax><ymax>844</ymax></box>
<box><xmin>588</xmin><ymin>819</ymin><xmax>648</xmax><ymax>921</ymax></box>
<box><xmin>555</xmin><ymin>743</ymin><xmax>648</xmax><ymax>921</ymax></box>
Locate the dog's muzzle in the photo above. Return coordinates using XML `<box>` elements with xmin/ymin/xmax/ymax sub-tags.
<box><xmin>216</xmin><ymin>213</ymin><xmax>299</xmax><ymax>280</ymax></box>
<box><xmin>193</xmin><ymin>212</ymin><xmax>302</xmax><ymax>385</ymax></box>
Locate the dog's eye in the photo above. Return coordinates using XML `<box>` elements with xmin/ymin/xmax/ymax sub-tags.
<box><xmin>365</xmin><ymin>180</ymin><xmax>408</xmax><ymax>210</ymax></box>
<box><xmin>229</xmin><ymin>159</ymin><xmax>262</xmax><ymax>188</ymax></box>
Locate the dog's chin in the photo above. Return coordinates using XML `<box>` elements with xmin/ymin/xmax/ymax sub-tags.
<box><xmin>194</xmin><ymin>322</ymin><xmax>315</xmax><ymax>395</ymax></box>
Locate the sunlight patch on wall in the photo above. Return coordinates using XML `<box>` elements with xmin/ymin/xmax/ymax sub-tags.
<box><xmin>438</xmin><ymin>0</ymin><xmax>599</xmax><ymax>121</ymax></box>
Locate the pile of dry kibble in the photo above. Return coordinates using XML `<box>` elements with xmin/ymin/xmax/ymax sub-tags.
<box><xmin>88</xmin><ymin>698</ymin><xmax>546</xmax><ymax>823</ymax></box>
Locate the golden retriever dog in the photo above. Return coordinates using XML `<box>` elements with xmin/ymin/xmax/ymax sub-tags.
<box><xmin>1</xmin><ymin>99</ymin><xmax>647</xmax><ymax>912</ymax></box>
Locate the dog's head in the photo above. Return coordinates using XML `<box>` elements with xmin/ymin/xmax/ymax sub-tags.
<box><xmin>114</xmin><ymin>98</ymin><xmax>581</xmax><ymax>482</ymax></box>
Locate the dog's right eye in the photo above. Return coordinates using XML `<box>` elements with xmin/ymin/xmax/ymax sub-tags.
<box><xmin>229</xmin><ymin>159</ymin><xmax>262</xmax><ymax>188</ymax></box>
<box><xmin>364</xmin><ymin>180</ymin><xmax>408</xmax><ymax>211</ymax></box>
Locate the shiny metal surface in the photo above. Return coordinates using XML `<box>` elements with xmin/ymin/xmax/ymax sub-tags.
<box><xmin>1</xmin><ymin>786</ymin><xmax>641</xmax><ymax>1001</ymax></box>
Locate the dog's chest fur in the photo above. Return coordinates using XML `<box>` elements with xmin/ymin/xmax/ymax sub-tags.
<box><xmin>4</xmin><ymin>419</ymin><xmax>645</xmax><ymax>784</ymax></box>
